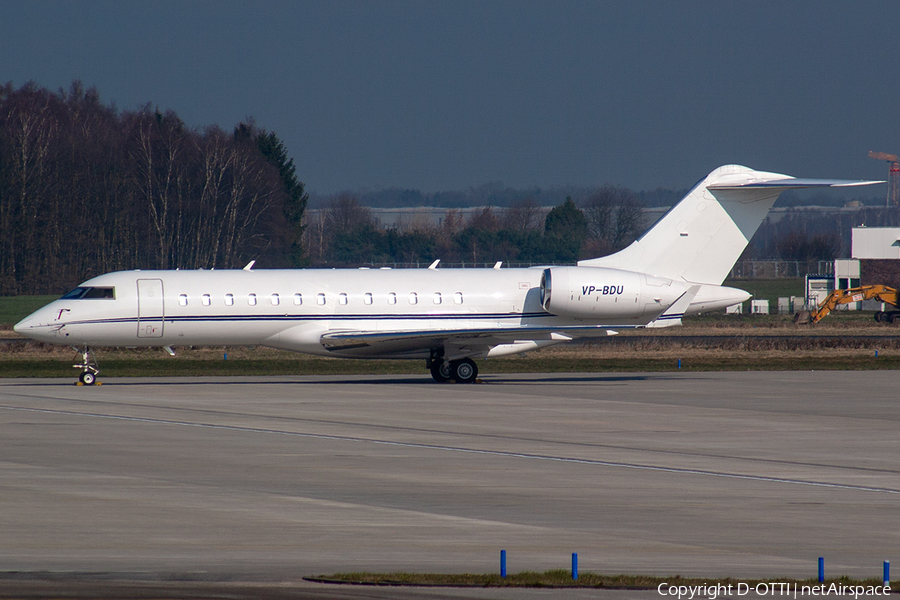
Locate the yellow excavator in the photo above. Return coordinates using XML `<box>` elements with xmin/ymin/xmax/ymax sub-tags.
<box><xmin>795</xmin><ymin>284</ymin><xmax>900</xmax><ymax>324</ymax></box>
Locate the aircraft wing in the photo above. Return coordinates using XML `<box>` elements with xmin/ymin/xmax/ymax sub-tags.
<box><xmin>319</xmin><ymin>325</ymin><xmax>629</xmax><ymax>358</ymax></box>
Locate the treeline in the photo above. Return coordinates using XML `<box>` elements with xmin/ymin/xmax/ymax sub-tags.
<box><xmin>310</xmin><ymin>182</ymin><xmax>685</xmax><ymax>210</ymax></box>
<box><xmin>303</xmin><ymin>189</ymin><xmax>646</xmax><ymax>266</ymax></box>
<box><xmin>4</xmin><ymin>81</ymin><xmax>885</xmax><ymax>296</ymax></box>
<box><xmin>0</xmin><ymin>81</ymin><xmax>306</xmax><ymax>295</ymax></box>
<box><xmin>746</xmin><ymin>206</ymin><xmax>900</xmax><ymax>262</ymax></box>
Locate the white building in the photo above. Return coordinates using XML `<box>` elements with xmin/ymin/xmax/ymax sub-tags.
<box><xmin>820</xmin><ymin>227</ymin><xmax>900</xmax><ymax>311</ymax></box>
<box><xmin>851</xmin><ymin>227</ymin><xmax>900</xmax><ymax>260</ymax></box>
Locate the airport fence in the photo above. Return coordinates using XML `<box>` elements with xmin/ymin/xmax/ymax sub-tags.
<box><xmin>728</xmin><ymin>260</ymin><xmax>833</xmax><ymax>279</ymax></box>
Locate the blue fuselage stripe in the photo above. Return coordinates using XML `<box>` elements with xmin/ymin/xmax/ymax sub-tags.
<box><xmin>63</xmin><ymin>311</ymin><xmax>554</xmax><ymax>328</ymax></box>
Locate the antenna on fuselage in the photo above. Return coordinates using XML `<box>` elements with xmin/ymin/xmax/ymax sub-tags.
<box><xmin>243</xmin><ymin>260</ymin><xmax>256</xmax><ymax>271</ymax></box>
<box><xmin>428</xmin><ymin>260</ymin><xmax>440</xmax><ymax>269</ymax></box>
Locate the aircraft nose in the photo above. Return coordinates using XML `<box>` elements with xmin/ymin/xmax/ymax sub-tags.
<box><xmin>13</xmin><ymin>315</ymin><xmax>33</xmax><ymax>336</ymax></box>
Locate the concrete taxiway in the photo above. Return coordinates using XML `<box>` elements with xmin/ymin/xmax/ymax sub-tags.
<box><xmin>0</xmin><ymin>371</ymin><xmax>898</xmax><ymax>597</ymax></box>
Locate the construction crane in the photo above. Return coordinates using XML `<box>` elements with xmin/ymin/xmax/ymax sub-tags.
<box><xmin>795</xmin><ymin>284</ymin><xmax>900</xmax><ymax>324</ymax></box>
<box><xmin>868</xmin><ymin>151</ymin><xmax>899</xmax><ymax>206</ymax></box>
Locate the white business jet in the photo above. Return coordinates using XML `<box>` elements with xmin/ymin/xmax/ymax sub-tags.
<box><xmin>14</xmin><ymin>165</ymin><xmax>880</xmax><ymax>384</ymax></box>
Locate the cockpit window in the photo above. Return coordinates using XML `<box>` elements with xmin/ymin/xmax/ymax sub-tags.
<box><xmin>60</xmin><ymin>286</ymin><xmax>115</xmax><ymax>300</ymax></box>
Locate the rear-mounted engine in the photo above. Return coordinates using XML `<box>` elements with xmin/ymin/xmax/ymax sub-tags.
<box><xmin>540</xmin><ymin>266</ymin><xmax>685</xmax><ymax>320</ymax></box>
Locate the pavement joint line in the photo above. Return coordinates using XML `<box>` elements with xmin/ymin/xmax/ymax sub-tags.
<box><xmin>2</xmin><ymin>402</ymin><xmax>899</xmax><ymax>496</ymax></box>
<box><xmin>8</xmin><ymin>389</ymin><xmax>899</xmax><ymax>477</ymax></box>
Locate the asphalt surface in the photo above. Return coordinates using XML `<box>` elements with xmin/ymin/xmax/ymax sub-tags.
<box><xmin>0</xmin><ymin>372</ymin><xmax>898</xmax><ymax>598</ymax></box>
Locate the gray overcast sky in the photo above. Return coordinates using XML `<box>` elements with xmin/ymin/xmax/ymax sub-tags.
<box><xmin>2</xmin><ymin>1</ymin><xmax>897</xmax><ymax>195</ymax></box>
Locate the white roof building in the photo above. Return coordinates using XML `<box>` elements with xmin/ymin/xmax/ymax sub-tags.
<box><xmin>851</xmin><ymin>227</ymin><xmax>900</xmax><ymax>259</ymax></box>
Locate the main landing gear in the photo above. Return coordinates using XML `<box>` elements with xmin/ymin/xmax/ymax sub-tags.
<box><xmin>428</xmin><ymin>355</ymin><xmax>479</xmax><ymax>384</ymax></box>
<box><xmin>73</xmin><ymin>346</ymin><xmax>100</xmax><ymax>385</ymax></box>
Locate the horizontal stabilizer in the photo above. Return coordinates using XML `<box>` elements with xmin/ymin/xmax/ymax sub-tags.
<box><xmin>708</xmin><ymin>178</ymin><xmax>883</xmax><ymax>190</ymax></box>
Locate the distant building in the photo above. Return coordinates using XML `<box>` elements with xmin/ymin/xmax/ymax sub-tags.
<box><xmin>851</xmin><ymin>227</ymin><xmax>900</xmax><ymax>260</ymax></box>
<box><xmin>851</xmin><ymin>227</ymin><xmax>900</xmax><ymax>290</ymax></box>
<box><xmin>819</xmin><ymin>227</ymin><xmax>900</xmax><ymax>311</ymax></box>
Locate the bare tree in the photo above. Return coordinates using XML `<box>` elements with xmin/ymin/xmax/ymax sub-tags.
<box><xmin>323</xmin><ymin>194</ymin><xmax>373</xmax><ymax>237</ymax></box>
<box><xmin>189</xmin><ymin>126</ymin><xmax>233</xmax><ymax>268</ymax></box>
<box><xmin>0</xmin><ymin>83</ymin><xmax>58</xmax><ymax>292</ymax></box>
<box><xmin>502</xmin><ymin>198</ymin><xmax>544</xmax><ymax>232</ymax></box>
<box><xmin>466</xmin><ymin>207</ymin><xmax>500</xmax><ymax>231</ymax></box>
<box><xmin>0</xmin><ymin>81</ymin><xmax>297</xmax><ymax>293</ymax></box>
<box><xmin>583</xmin><ymin>185</ymin><xmax>644</xmax><ymax>252</ymax></box>
<box><xmin>125</xmin><ymin>107</ymin><xmax>187</xmax><ymax>269</ymax></box>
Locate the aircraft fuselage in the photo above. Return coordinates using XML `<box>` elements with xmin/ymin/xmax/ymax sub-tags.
<box><xmin>15</xmin><ymin>266</ymin><xmax>746</xmax><ymax>359</ymax></box>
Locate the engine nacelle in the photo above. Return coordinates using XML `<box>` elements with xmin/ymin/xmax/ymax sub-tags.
<box><xmin>539</xmin><ymin>266</ymin><xmax>687</xmax><ymax>321</ymax></box>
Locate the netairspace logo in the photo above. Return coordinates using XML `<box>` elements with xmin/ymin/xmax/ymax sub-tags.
<box><xmin>657</xmin><ymin>582</ymin><xmax>893</xmax><ymax>599</ymax></box>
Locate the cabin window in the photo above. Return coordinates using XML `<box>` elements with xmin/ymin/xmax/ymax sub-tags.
<box><xmin>408</xmin><ymin>292</ymin><xmax>418</xmax><ymax>305</ymax></box>
<box><xmin>178</xmin><ymin>294</ymin><xmax>188</xmax><ymax>306</ymax></box>
<box><xmin>364</xmin><ymin>292</ymin><xmax>373</xmax><ymax>305</ymax></box>
<box><xmin>225</xmin><ymin>293</ymin><xmax>234</xmax><ymax>306</ymax></box>
<box><xmin>454</xmin><ymin>292</ymin><xmax>464</xmax><ymax>304</ymax></box>
<box><xmin>271</xmin><ymin>293</ymin><xmax>280</xmax><ymax>306</ymax></box>
<box><xmin>433</xmin><ymin>292</ymin><xmax>442</xmax><ymax>304</ymax></box>
<box><xmin>293</xmin><ymin>293</ymin><xmax>302</xmax><ymax>305</ymax></box>
<box><xmin>317</xmin><ymin>293</ymin><xmax>326</xmax><ymax>305</ymax></box>
<box><xmin>339</xmin><ymin>293</ymin><xmax>348</xmax><ymax>305</ymax></box>
<box><xmin>201</xmin><ymin>294</ymin><xmax>211</xmax><ymax>306</ymax></box>
<box><xmin>388</xmin><ymin>292</ymin><xmax>397</xmax><ymax>305</ymax></box>
<box><xmin>248</xmin><ymin>293</ymin><xmax>257</xmax><ymax>306</ymax></box>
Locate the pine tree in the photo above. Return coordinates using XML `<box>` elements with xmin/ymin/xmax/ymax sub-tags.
<box><xmin>255</xmin><ymin>130</ymin><xmax>309</xmax><ymax>266</ymax></box>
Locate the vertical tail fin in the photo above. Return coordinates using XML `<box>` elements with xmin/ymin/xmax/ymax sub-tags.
<box><xmin>578</xmin><ymin>165</ymin><xmax>881</xmax><ymax>285</ymax></box>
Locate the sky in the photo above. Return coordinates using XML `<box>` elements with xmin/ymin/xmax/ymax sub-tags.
<box><xmin>2</xmin><ymin>1</ymin><xmax>898</xmax><ymax>196</ymax></box>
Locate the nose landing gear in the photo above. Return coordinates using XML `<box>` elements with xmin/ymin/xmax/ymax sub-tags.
<box><xmin>73</xmin><ymin>346</ymin><xmax>100</xmax><ymax>385</ymax></box>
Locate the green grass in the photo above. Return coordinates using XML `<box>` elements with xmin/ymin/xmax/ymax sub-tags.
<box><xmin>311</xmin><ymin>571</ymin><xmax>895</xmax><ymax>590</ymax></box>
<box><xmin>0</xmin><ymin>295</ymin><xmax>57</xmax><ymax>327</ymax></box>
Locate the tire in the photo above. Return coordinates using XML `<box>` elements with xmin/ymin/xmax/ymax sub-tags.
<box><xmin>452</xmin><ymin>358</ymin><xmax>478</xmax><ymax>383</ymax></box>
<box><xmin>80</xmin><ymin>371</ymin><xmax>96</xmax><ymax>385</ymax></box>
<box><xmin>875</xmin><ymin>311</ymin><xmax>895</xmax><ymax>323</ymax></box>
<box><xmin>430</xmin><ymin>360</ymin><xmax>451</xmax><ymax>383</ymax></box>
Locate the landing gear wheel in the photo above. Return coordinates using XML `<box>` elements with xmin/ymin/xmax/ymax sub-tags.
<box><xmin>451</xmin><ymin>358</ymin><xmax>478</xmax><ymax>383</ymax></box>
<box><xmin>430</xmin><ymin>360</ymin><xmax>451</xmax><ymax>383</ymax></box>
<box><xmin>72</xmin><ymin>346</ymin><xmax>100</xmax><ymax>385</ymax></box>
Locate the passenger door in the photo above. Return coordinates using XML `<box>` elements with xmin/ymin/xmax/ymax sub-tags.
<box><xmin>137</xmin><ymin>279</ymin><xmax>165</xmax><ymax>338</ymax></box>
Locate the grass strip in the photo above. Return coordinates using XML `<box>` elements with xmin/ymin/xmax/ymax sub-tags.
<box><xmin>0</xmin><ymin>295</ymin><xmax>57</xmax><ymax>327</ymax></box>
<box><xmin>310</xmin><ymin>571</ymin><xmax>895</xmax><ymax>590</ymax></box>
